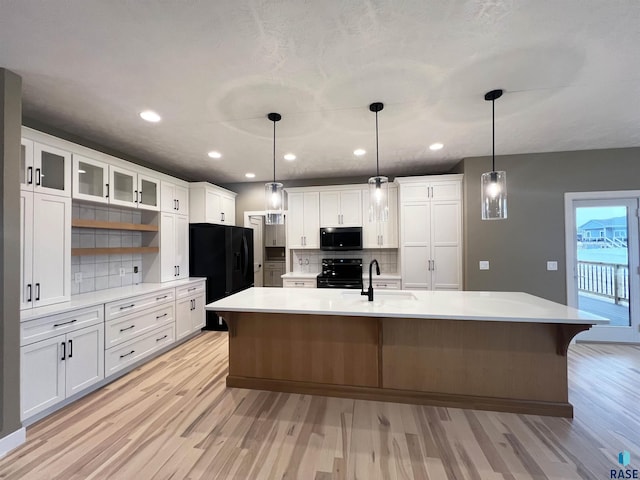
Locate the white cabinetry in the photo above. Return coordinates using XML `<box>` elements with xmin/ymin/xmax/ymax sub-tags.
<box><xmin>396</xmin><ymin>175</ymin><xmax>463</xmax><ymax>290</ymax></box>
<box><xmin>145</xmin><ymin>211</ymin><xmax>189</xmax><ymax>282</ymax></box>
<box><xmin>161</xmin><ymin>180</ymin><xmax>189</xmax><ymax>215</ymax></box>
<box><xmin>319</xmin><ymin>190</ymin><xmax>362</xmax><ymax>227</ymax></box>
<box><xmin>286</xmin><ymin>191</ymin><xmax>320</xmax><ymax>249</ymax></box>
<box><xmin>21</xmin><ymin>191</ymin><xmax>71</xmax><ymax>309</ymax></box>
<box><xmin>189</xmin><ymin>182</ymin><xmax>236</xmax><ymax>225</ymax></box>
<box><xmin>362</xmin><ymin>185</ymin><xmax>398</xmax><ymax>248</ymax></box>
<box><xmin>264</xmin><ymin>262</ymin><xmax>285</xmax><ymax>287</ymax></box>
<box><xmin>108</xmin><ymin>165</ymin><xmax>160</xmax><ymax>211</ymax></box>
<box><xmin>265</xmin><ymin>223</ymin><xmax>286</xmax><ymax>247</ymax></box>
<box><xmin>282</xmin><ymin>278</ymin><xmax>316</xmax><ymax>288</ymax></box>
<box><xmin>72</xmin><ymin>154</ymin><xmax>110</xmax><ymax>204</ymax></box>
<box><xmin>21</xmin><ymin>139</ymin><xmax>72</xmax><ymax>197</ymax></box>
<box><xmin>104</xmin><ymin>290</ymin><xmax>176</xmax><ymax>376</ymax></box>
<box><xmin>20</xmin><ymin>306</ymin><xmax>104</xmax><ymax>420</ymax></box>
<box><xmin>175</xmin><ymin>281</ymin><xmax>206</xmax><ymax>340</ymax></box>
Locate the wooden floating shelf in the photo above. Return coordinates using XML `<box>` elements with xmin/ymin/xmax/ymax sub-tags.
<box><xmin>71</xmin><ymin>247</ymin><xmax>159</xmax><ymax>256</ymax></box>
<box><xmin>72</xmin><ymin>219</ymin><xmax>158</xmax><ymax>232</ymax></box>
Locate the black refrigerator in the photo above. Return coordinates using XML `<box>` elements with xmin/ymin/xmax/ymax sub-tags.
<box><xmin>189</xmin><ymin>223</ymin><xmax>254</xmax><ymax>330</ymax></box>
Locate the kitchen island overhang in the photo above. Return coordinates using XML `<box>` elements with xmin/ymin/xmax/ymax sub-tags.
<box><xmin>207</xmin><ymin>288</ymin><xmax>608</xmax><ymax>417</ymax></box>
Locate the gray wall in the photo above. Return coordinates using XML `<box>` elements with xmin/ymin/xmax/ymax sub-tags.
<box><xmin>459</xmin><ymin>148</ymin><xmax>640</xmax><ymax>304</ymax></box>
<box><xmin>1</xmin><ymin>69</ymin><xmax>22</xmax><ymax>437</ymax></box>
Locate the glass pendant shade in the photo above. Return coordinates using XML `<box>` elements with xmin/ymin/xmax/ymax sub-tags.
<box><xmin>368</xmin><ymin>175</ymin><xmax>389</xmax><ymax>222</ymax></box>
<box><xmin>481</xmin><ymin>170</ymin><xmax>507</xmax><ymax>220</ymax></box>
<box><xmin>264</xmin><ymin>181</ymin><xmax>284</xmax><ymax>225</ymax></box>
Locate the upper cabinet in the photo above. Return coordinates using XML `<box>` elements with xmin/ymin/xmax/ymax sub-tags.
<box><xmin>21</xmin><ymin>139</ymin><xmax>71</xmax><ymax>197</ymax></box>
<box><xmin>71</xmin><ymin>154</ymin><xmax>160</xmax><ymax>211</ymax></box>
<box><xmin>362</xmin><ymin>185</ymin><xmax>398</xmax><ymax>248</ymax></box>
<box><xmin>189</xmin><ymin>182</ymin><xmax>236</xmax><ymax>226</ymax></box>
<box><xmin>286</xmin><ymin>191</ymin><xmax>320</xmax><ymax>249</ymax></box>
<box><xmin>319</xmin><ymin>190</ymin><xmax>362</xmax><ymax>227</ymax></box>
<box><xmin>265</xmin><ymin>223</ymin><xmax>286</xmax><ymax>247</ymax></box>
<box><xmin>107</xmin><ymin>165</ymin><xmax>160</xmax><ymax>210</ymax></box>
<box><xmin>161</xmin><ymin>180</ymin><xmax>189</xmax><ymax>215</ymax></box>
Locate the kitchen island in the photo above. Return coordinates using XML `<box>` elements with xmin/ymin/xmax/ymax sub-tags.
<box><xmin>206</xmin><ymin>288</ymin><xmax>607</xmax><ymax>417</ymax></box>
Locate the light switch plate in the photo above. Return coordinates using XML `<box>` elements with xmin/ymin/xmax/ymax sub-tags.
<box><xmin>479</xmin><ymin>261</ymin><xmax>490</xmax><ymax>270</ymax></box>
<box><xmin>74</xmin><ymin>272</ymin><xmax>82</xmax><ymax>284</ymax></box>
<box><xmin>119</xmin><ymin>267</ymin><xmax>126</xmax><ymax>277</ymax></box>
<box><xmin>547</xmin><ymin>261</ymin><xmax>558</xmax><ymax>271</ymax></box>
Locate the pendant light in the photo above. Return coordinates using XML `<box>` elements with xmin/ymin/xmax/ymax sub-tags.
<box><xmin>481</xmin><ymin>89</ymin><xmax>507</xmax><ymax>220</ymax></box>
<box><xmin>368</xmin><ymin>102</ymin><xmax>389</xmax><ymax>223</ymax></box>
<box><xmin>264</xmin><ymin>112</ymin><xmax>284</xmax><ymax>225</ymax></box>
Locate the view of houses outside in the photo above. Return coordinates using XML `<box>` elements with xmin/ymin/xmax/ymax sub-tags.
<box><xmin>576</xmin><ymin>206</ymin><xmax>629</xmax><ymax>326</ymax></box>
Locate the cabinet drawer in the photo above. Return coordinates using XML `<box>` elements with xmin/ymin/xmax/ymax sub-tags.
<box><xmin>176</xmin><ymin>281</ymin><xmax>206</xmax><ymax>299</ymax></box>
<box><xmin>21</xmin><ymin>306</ymin><xmax>103</xmax><ymax>347</ymax></box>
<box><xmin>105</xmin><ymin>324</ymin><xmax>175</xmax><ymax>376</ymax></box>
<box><xmin>283</xmin><ymin>279</ymin><xmax>316</xmax><ymax>288</ymax></box>
<box><xmin>105</xmin><ymin>304</ymin><xmax>174</xmax><ymax>349</ymax></box>
<box><xmin>370</xmin><ymin>279</ymin><xmax>401</xmax><ymax>289</ymax></box>
<box><xmin>105</xmin><ymin>288</ymin><xmax>174</xmax><ymax>322</ymax></box>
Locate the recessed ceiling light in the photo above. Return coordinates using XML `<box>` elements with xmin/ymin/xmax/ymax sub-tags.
<box><xmin>140</xmin><ymin>110</ymin><xmax>161</xmax><ymax>123</ymax></box>
<box><xmin>208</xmin><ymin>151</ymin><xmax>222</xmax><ymax>159</ymax></box>
<box><xmin>283</xmin><ymin>153</ymin><xmax>296</xmax><ymax>161</ymax></box>
<box><xmin>429</xmin><ymin>142</ymin><xmax>444</xmax><ymax>151</ymax></box>
<box><xmin>245</xmin><ymin>173</ymin><xmax>256</xmax><ymax>179</ymax></box>
<box><xmin>353</xmin><ymin>149</ymin><xmax>366</xmax><ymax>156</ymax></box>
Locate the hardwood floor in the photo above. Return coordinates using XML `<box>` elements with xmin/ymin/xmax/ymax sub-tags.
<box><xmin>1</xmin><ymin>333</ymin><xmax>639</xmax><ymax>479</ymax></box>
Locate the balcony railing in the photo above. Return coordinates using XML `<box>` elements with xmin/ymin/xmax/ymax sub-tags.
<box><xmin>577</xmin><ymin>261</ymin><xmax>629</xmax><ymax>304</ymax></box>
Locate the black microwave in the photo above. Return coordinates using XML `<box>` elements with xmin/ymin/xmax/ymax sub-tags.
<box><xmin>320</xmin><ymin>227</ymin><xmax>363</xmax><ymax>251</ymax></box>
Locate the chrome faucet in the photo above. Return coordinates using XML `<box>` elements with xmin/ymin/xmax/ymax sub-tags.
<box><xmin>361</xmin><ymin>259</ymin><xmax>380</xmax><ymax>301</ymax></box>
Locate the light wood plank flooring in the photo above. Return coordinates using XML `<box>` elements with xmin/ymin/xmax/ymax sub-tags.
<box><xmin>1</xmin><ymin>333</ymin><xmax>639</xmax><ymax>479</ymax></box>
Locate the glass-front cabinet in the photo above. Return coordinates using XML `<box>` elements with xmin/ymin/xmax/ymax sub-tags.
<box><xmin>21</xmin><ymin>140</ymin><xmax>71</xmax><ymax>197</ymax></box>
<box><xmin>107</xmin><ymin>165</ymin><xmax>160</xmax><ymax>210</ymax></box>
<box><xmin>137</xmin><ymin>173</ymin><xmax>160</xmax><ymax>211</ymax></box>
<box><xmin>72</xmin><ymin>155</ymin><xmax>109</xmax><ymax>204</ymax></box>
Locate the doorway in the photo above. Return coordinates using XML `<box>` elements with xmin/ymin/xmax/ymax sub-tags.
<box><xmin>246</xmin><ymin>215</ymin><xmax>264</xmax><ymax>287</ymax></box>
<box><xmin>565</xmin><ymin>192</ymin><xmax>640</xmax><ymax>342</ymax></box>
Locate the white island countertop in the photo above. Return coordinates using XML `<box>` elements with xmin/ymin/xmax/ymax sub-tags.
<box><xmin>206</xmin><ymin>287</ymin><xmax>609</xmax><ymax>325</ymax></box>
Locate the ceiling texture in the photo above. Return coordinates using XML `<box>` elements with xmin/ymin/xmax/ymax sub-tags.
<box><xmin>1</xmin><ymin>1</ymin><xmax>639</xmax><ymax>184</ymax></box>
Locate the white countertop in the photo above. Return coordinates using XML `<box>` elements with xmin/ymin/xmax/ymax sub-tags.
<box><xmin>21</xmin><ymin>277</ymin><xmax>207</xmax><ymax>321</ymax></box>
<box><xmin>206</xmin><ymin>287</ymin><xmax>608</xmax><ymax>325</ymax></box>
<box><xmin>280</xmin><ymin>272</ymin><xmax>320</xmax><ymax>279</ymax></box>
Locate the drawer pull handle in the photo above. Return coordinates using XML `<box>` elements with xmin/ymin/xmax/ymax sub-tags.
<box><xmin>120</xmin><ymin>350</ymin><xmax>135</xmax><ymax>359</ymax></box>
<box><xmin>156</xmin><ymin>313</ymin><xmax>168</xmax><ymax>319</ymax></box>
<box><xmin>156</xmin><ymin>295</ymin><xmax>168</xmax><ymax>300</ymax></box>
<box><xmin>54</xmin><ymin>319</ymin><xmax>77</xmax><ymax>327</ymax></box>
<box><xmin>188</xmin><ymin>287</ymin><xmax>197</xmax><ymax>292</ymax></box>
<box><xmin>119</xmin><ymin>325</ymin><xmax>135</xmax><ymax>332</ymax></box>
<box><xmin>119</xmin><ymin>304</ymin><xmax>135</xmax><ymax>310</ymax></box>
<box><xmin>156</xmin><ymin>335</ymin><xmax>168</xmax><ymax>342</ymax></box>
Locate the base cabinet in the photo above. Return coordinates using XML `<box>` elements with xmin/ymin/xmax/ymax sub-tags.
<box><xmin>176</xmin><ymin>282</ymin><xmax>206</xmax><ymax>340</ymax></box>
<box><xmin>20</xmin><ymin>307</ymin><xmax>104</xmax><ymax>421</ymax></box>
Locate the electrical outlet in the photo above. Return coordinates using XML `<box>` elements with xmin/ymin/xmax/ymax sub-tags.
<box><xmin>547</xmin><ymin>261</ymin><xmax>558</xmax><ymax>271</ymax></box>
<box><xmin>479</xmin><ymin>261</ymin><xmax>490</xmax><ymax>270</ymax></box>
<box><xmin>119</xmin><ymin>267</ymin><xmax>126</xmax><ymax>277</ymax></box>
<box><xmin>133</xmin><ymin>266</ymin><xmax>139</xmax><ymax>274</ymax></box>
<box><xmin>74</xmin><ymin>272</ymin><xmax>83</xmax><ymax>284</ymax></box>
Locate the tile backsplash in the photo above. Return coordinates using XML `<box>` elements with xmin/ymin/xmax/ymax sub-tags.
<box><xmin>71</xmin><ymin>203</ymin><xmax>146</xmax><ymax>295</ymax></box>
<box><xmin>291</xmin><ymin>249</ymin><xmax>398</xmax><ymax>274</ymax></box>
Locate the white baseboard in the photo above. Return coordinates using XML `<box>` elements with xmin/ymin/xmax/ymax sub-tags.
<box><xmin>0</xmin><ymin>427</ymin><xmax>26</xmax><ymax>459</ymax></box>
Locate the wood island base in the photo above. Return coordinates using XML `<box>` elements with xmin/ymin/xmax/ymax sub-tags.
<box><xmin>222</xmin><ymin>311</ymin><xmax>592</xmax><ymax>418</ymax></box>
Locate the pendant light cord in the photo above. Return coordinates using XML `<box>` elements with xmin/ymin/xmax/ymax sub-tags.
<box><xmin>272</xmin><ymin>120</ymin><xmax>276</xmax><ymax>183</ymax></box>
<box><xmin>375</xmin><ymin>110</ymin><xmax>380</xmax><ymax>177</ymax></box>
<box><xmin>491</xmin><ymin>97</ymin><xmax>495</xmax><ymax>173</ymax></box>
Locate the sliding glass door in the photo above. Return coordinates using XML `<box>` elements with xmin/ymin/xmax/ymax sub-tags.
<box><xmin>565</xmin><ymin>193</ymin><xmax>639</xmax><ymax>342</ymax></box>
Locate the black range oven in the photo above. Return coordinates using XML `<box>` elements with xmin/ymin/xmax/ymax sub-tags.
<box><xmin>316</xmin><ymin>258</ymin><xmax>363</xmax><ymax>289</ymax></box>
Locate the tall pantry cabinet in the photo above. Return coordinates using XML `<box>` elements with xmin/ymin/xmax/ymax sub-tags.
<box><xmin>20</xmin><ymin>138</ymin><xmax>72</xmax><ymax>309</ymax></box>
<box><xmin>396</xmin><ymin>175</ymin><xmax>463</xmax><ymax>290</ymax></box>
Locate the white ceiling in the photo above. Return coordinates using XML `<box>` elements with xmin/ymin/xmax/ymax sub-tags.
<box><xmin>1</xmin><ymin>1</ymin><xmax>639</xmax><ymax>184</ymax></box>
